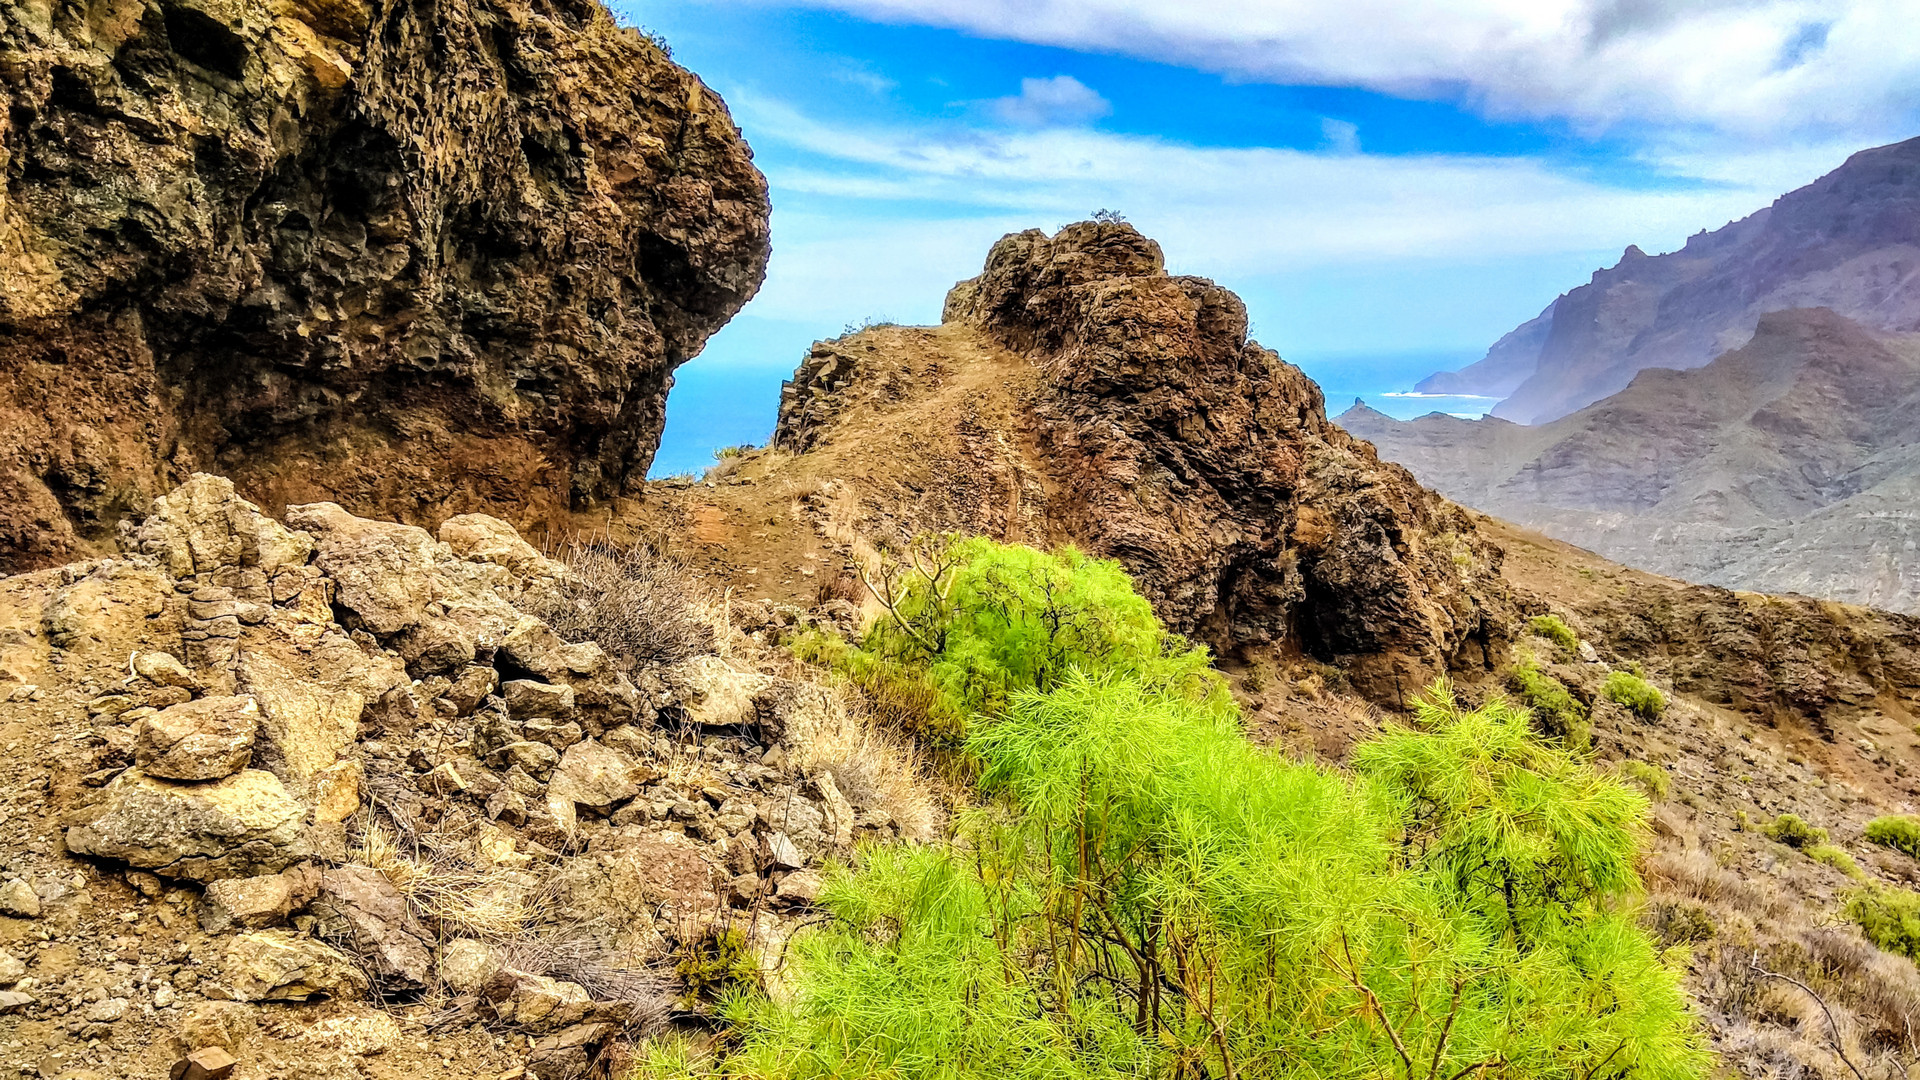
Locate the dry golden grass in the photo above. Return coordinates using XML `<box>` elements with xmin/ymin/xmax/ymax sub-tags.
<box><xmin>784</xmin><ymin>676</ymin><xmax>946</xmax><ymax>842</ymax></box>
<box><xmin>358</xmin><ymin>820</ymin><xmax>550</xmax><ymax>940</ymax></box>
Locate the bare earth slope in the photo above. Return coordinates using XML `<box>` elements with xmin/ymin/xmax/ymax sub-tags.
<box><xmin>0</xmin><ymin>0</ymin><xmax>772</xmax><ymax>573</ymax></box>
<box><xmin>1423</xmin><ymin>136</ymin><xmax>1920</xmax><ymax>423</ymax></box>
<box><xmin>1346</xmin><ymin>308</ymin><xmax>1920</xmax><ymax>612</ymax></box>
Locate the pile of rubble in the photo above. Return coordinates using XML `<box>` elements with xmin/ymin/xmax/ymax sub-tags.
<box><xmin>0</xmin><ymin>475</ymin><xmax>900</xmax><ymax>1079</ymax></box>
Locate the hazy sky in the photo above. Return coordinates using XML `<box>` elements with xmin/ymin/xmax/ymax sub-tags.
<box><xmin>616</xmin><ymin>0</ymin><xmax>1920</xmax><ymax>469</ymax></box>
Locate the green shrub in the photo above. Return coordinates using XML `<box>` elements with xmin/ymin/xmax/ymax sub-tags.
<box><xmin>1846</xmin><ymin>886</ymin><xmax>1920</xmax><ymax>960</ymax></box>
<box><xmin>717</xmin><ymin>539</ymin><xmax>1704</xmax><ymax>1080</ymax></box>
<box><xmin>1808</xmin><ymin>843</ymin><xmax>1866</xmax><ymax>881</ymax></box>
<box><xmin>1617</xmin><ymin>759</ymin><xmax>1672</xmax><ymax>801</ymax></box>
<box><xmin>1762</xmin><ymin>813</ymin><xmax>1828</xmax><ymax>849</ymax></box>
<box><xmin>788</xmin><ymin>630</ymin><xmax>969</xmax><ymax>745</ymax></box>
<box><xmin>675</xmin><ymin>925</ymin><xmax>759</xmax><ymax>1007</ymax></box>
<box><xmin>1528</xmin><ymin>613</ymin><xmax>1580</xmax><ymax>654</ymax></box>
<box><xmin>1647</xmin><ymin>901</ymin><xmax>1716</xmax><ymax>947</ymax></box>
<box><xmin>1865</xmin><ymin>815</ymin><xmax>1920</xmax><ymax>859</ymax></box>
<box><xmin>1508</xmin><ymin>657</ymin><xmax>1591</xmax><ymax>748</ymax></box>
<box><xmin>856</xmin><ymin>536</ymin><xmax>1228</xmax><ymax>723</ymax></box>
<box><xmin>1603</xmin><ymin>670</ymin><xmax>1667</xmax><ymax>719</ymax></box>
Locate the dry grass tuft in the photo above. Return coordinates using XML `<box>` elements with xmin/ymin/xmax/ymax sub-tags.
<box><xmin>532</xmin><ymin>540</ymin><xmax>716</xmax><ymax>669</ymax></box>
<box><xmin>498</xmin><ymin>933</ymin><xmax>675</xmax><ymax>1033</ymax></box>
<box><xmin>358</xmin><ymin>820</ymin><xmax>550</xmax><ymax>939</ymax></box>
<box><xmin>785</xmin><ymin>677</ymin><xmax>945</xmax><ymax>842</ymax></box>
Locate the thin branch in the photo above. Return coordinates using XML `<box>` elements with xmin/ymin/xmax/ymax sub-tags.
<box><xmin>1750</xmin><ymin>952</ymin><xmax>1867</xmax><ymax>1080</ymax></box>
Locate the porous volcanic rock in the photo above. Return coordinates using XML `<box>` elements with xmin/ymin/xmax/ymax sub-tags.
<box><xmin>0</xmin><ymin>0</ymin><xmax>770</xmax><ymax>572</ymax></box>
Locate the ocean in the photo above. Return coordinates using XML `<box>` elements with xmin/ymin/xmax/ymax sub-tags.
<box><xmin>648</xmin><ymin>344</ymin><xmax>1495</xmax><ymax>478</ymax></box>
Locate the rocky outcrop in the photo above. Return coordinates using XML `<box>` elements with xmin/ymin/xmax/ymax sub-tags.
<box><xmin>0</xmin><ymin>0</ymin><xmax>771</xmax><ymax>573</ymax></box>
<box><xmin>773</xmin><ymin>223</ymin><xmax>1515</xmax><ymax>699</ymax></box>
<box><xmin>1346</xmin><ymin>308</ymin><xmax>1920</xmax><ymax>613</ymax></box>
<box><xmin>1421</xmin><ymin>136</ymin><xmax>1920</xmax><ymax>423</ymax></box>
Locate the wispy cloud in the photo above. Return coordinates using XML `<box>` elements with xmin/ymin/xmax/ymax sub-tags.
<box><xmin>721</xmin><ymin>0</ymin><xmax>1920</xmax><ymax>136</ymax></box>
<box><xmin>990</xmin><ymin>75</ymin><xmax>1113</xmax><ymax>126</ymax></box>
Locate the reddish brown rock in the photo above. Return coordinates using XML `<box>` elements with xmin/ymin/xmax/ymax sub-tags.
<box><xmin>0</xmin><ymin>0</ymin><xmax>769</xmax><ymax>572</ymax></box>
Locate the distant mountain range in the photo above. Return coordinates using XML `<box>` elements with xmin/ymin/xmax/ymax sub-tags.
<box><xmin>1344</xmin><ymin>307</ymin><xmax>1920</xmax><ymax>612</ymax></box>
<box><xmin>1417</xmin><ymin>136</ymin><xmax>1920</xmax><ymax>424</ymax></box>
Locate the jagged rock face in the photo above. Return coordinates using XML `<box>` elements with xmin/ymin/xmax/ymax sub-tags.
<box><xmin>937</xmin><ymin>223</ymin><xmax>1513</xmax><ymax>698</ymax></box>
<box><xmin>0</xmin><ymin>0</ymin><xmax>770</xmax><ymax>573</ymax></box>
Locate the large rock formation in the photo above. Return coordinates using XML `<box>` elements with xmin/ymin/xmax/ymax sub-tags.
<box><xmin>770</xmin><ymin>223</ymin><xmax>1514</xmax><ymax>699</ymax></box>
<box><xmin>1420</xmin><ymin>136</ymin><xmax>1920</xmax><ymax>423</ymax></box>
<box><xmin>0</xmin><ymin>0</ymin><xmax>770</xmax><ymax>573</ymax></box>
<box><xmin>1344</xmin><ymin>308</ymin><xmax>1920</xmax><ymax>613</ymax></box>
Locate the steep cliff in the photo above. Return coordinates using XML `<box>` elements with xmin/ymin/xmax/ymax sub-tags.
<box><xmin>1346</xmin><ymin>308</ymin><xmax>1920</xmax><ymax>612</ymax></box>
<box><xmin>0</xmin><ymin>0</ymin><xmax>771</xmax><ymax>573</ymax></box>
<box><xmin>1422</xmin><ymin>136</ymin><xmax>1920</xmax><ymax>423</ymax></box>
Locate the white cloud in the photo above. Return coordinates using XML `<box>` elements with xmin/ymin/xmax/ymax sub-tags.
<box><xmin>725</xmin><ymin>0</ymin><xmax>1920</xmax><ymax>135</ymax></box>
<box><xmin>990</xmin><ymin>75</ymin><xmax>1113</xmax><ymax>126</ymax></box>
<box><xmin>1320</xmin><ymin>117</ymin><xmax>1360</xmax><ymax>154</ymax></box>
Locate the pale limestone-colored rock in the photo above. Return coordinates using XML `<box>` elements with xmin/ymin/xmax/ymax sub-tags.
<box><xmin>475</xmin><ymin>824</ymin><xmax>531</xmax><ymax>869</ymax></box>
<box><xmin>447</xmin><ymin>665</ymin><xmax>499</xmax><ymax>713</ymax></box>
<box><xmin>547</xmin><ymin>793</ymin><xmax>579</xmax><ymax>834</ymax></box>
<box><xmin>498</xmin><ymin>740</ymin><xmax>560</xmax><ymax>778</ymax></box>
<box><xmin>548</xmin><ymin>740</ymin><xmax>651</xmax><ymax>808</ymax></box>
<box><xmin>439</xmin><ymin>939</ymin><xmax>504</xmax><ymax>993</ymax></box>
<box><xmin>170</xmin><ymin>1046</ymin><xmax>237</xmax><ymax>1080</ymax></box>
<box><xmin>311</xmin><ymin>759</ymin><xmax>362</xmax><ymax>824</ymax></box>
<box><xmin>0</xmin><ymin>880</ymin><xmax>39</xmax><ymax>917</ymax></box>
<box><xmin>504</xmin><ymin>679</ymin><xmax>576</xmax><ymax>720</ymax></box>
<box><xmin>764</xmin><ymin>831</ymin><xmax>805</xmax><ymax>872</ymax></box>
<box><xmin>283</xmin><ymin>502</ymin><xmax>441</xmax><ymax>636</ymax></box>
<box><xmin>0</xmin><ymin>952</ymin><xmax>25</xmax><ymax>985</ymax></box>
<box><xmin>672</xmin><ymin>655</ymin><xmax>772</xmax><ymax>728</ymax></box>
<box><xmin>134</xmin><ymin>651</ymin><xmax>197</xmax><ymax>689</ymax></box>
<box><xmin>0</xmin><ymin>990</ymin><xmax>33</xmax><ymax>1014</ymax></box>
<box><xmin>133</xmin><ymin>696</ymin><xmax>257</xmax><ymax>780</ymax></box>
<box><xmin>200</xmin><ymin>874</ymin><xmax>300</xmax><ymax>933</ymax></box>
<box><xmin>775</xmin><ymin>869</ymin><xmax>823</xmax><ymax>905</ymax></box>
<box><xmin>131</xmin><ymin>475</ymin><xmax>315</xmax><ymax>580</ymax></box>
<box><xmin>66</xmin><ymin>769</ymin><xmax>307</xmax><ymax>881</ymax></box>
<box><xmin>488</xmin><ymin>971</ymin><xmax>593</xmax><ymax>1032</ymax></box>
<box><xmin>221</xmin><ymin>931</ymin><xmax>367</xmax><ymax>1001</ymax></box>
<box><xmin>237</xmin><ymin>647</ymin><xmax>395</xmax><ymax>783</ymax></box>
<box><xmin>715</xmin><ymin>799</ymin><xmax>757</xmax><ymax>834</ymax></box>
<box><xmin>438</xmin><ymin>514</ymin><xmax>559</xmax><ymax>582</ymax></box>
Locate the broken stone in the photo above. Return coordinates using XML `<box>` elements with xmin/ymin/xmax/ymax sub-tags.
<box><xmin>483</xmin><ymin>970</ymin><xmax>593</xmax><ymax>1033</ymax></box>
<box><xmin>438</xmin><ymin>938</ymin><xmax>504</xmax><ymax>993</ymax></box>
<box><xmin>310</xmin><ymin>866</ymin><xmax>434</xmax><ymax>989</ymax></box>
<box><xmin>775</xmin><ymin>869</ymin><xmax>823</xmax><ymax>905</ymax></box>
<box><xmin>0</xmin><ymin>952</ymin><xmax>24</xmax><ymax>986</ymax></box>
<box><xmin>221</xmin><ymin>931</ymin><xmax>367</xmax><ymax>1002</ymax></box>
<box><xmin>0</xmin><ymin>879</ymin><xmax>40</xmax><ymax>918</ymax></box>
<box><xmin>548</xmin><ymin>740</ymin><xmax>652</xmax><ymax>809</ymax></box>
<box><xmin>85</xmin><ymin>997</ymin><xmax>128</xmax><ymax>1023</ymax></box>
<box><xmin>447</xmin><ymin>665</ymin><xmax>499</xmax><ymax>713</ymax></box>
<box><xmin>526</xmin><ymin>1021</ymin><xmax>616</xmax><ymax>1080</ymax></box>
<box><xmin>496</xmin><ymin>740</ymin><xmax>560</xmax><ymax>779</ymax></box>
<box><xmin>133</xmin><ymin>696</ymin><xmax>258</xmax><ymax>781</ymax></box>
<box><xmin>486</xmin><ymin>786</ymin><xmax>529</xmax><ymax>827</ymax></box>
<box><xmin>200</xmin><ymin>873</ymin><xmax>304</xmax><ymax>933</ymax></box>
<box><xmin>0</xmin><ymin>990</ymin><xmax>33</xmax><ymax>1014</ymax></box>
<box><xmin>66</xmin><ymin>769</ymin><xmax>308</xmax><ymax>881</ymax></box>
<box><xmin>504</xmin><ymin>679</ymin><xmax>577</xmax><ymax>721</ymax></box>
<box><xmin>170</xmin><ymin>1047</ymin><xmax>238</xmax><ymax>1080</ymax></box>
<box><xmin>311</xmin><ymin>759</ymin><xmax>362</xmax><ymax>824</ymax></box>
<box><xmin>135</xmin><ymin>651</ymin><xmax>198</xmax><ymax>689</ymax></box>
<box><xmin>523</xmin><ymin>718</ymin><xmax>585</xmax><ymax>750</ymax></box>
<box><xmin>715</xmin><ymin>799</ymin><xmax>757</xmax><ymax>834</ymax></box>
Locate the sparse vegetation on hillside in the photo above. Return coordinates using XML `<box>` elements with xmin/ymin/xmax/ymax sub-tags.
<box><xmin>1508</xmin><ymin>656</ymin><xmax>1590</xmax><ymax>748</ymax></box>
<box><xmin>1864</xmin><ymin>815</ymin><xmax>1920</xmax><ymax>858</ymax></box>
<box><xmin>1603</xmin><ymin>669</ymin><xmax>1667</xmax><ymax>719</ymax></box>
<box><xmin>1529</xmin><ymin>613</ymin><xmax>1580</xmax><ymax>654</ymax></box>
<box><xmin>1845</xmin><ymin>886</ymin><xmax>1920</xmax><ymax>961</ymax></box>
<box><xmin>530</xmin><ymin>540</ymin><xmax>716</xmax><ymax>668</ymax></box>
<box><xmin>1763</xmin><ymin>813</ymin><xmax>1829</xmax><ymax>849</ymax></box>
<box><xmin>697</xmin><ymin>537</ymin><xmax>1705</xmax><ymax>1080</ymax></box>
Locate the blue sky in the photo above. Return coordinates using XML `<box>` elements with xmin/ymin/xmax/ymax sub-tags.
<box><xmin>621</xmin><ymin>0</ymin><xmax>1920</xmax><ymax>474</ymax></box>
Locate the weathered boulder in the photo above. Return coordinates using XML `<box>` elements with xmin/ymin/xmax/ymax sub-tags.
<box><xmin>548</xmin><ymin>740</ymin><xmax>654</xmax><ymax>809</ymax></box>
<box><xmin>132</xmin><ymin>697</ymin><xmax>258</xmax><ymax>781</ymax></box>
<box><xmin>200</xmin><ymin>871</ymin><xmax>314</xmax><ymax>933</ymax></box>
<box><xmin>134</xmin><ymin>652</ymin><xmax>199</xmax><ymax>690</ymax></box>
<box><xmin>309</xmin><ymin>867</ymin><xmax>434</xmax><ymax>989</ymax></box>
<box><xmin>123</xmin><ymin>477</ymin><xmax>316</xmax><ymax>583</ymax></box>
<box><xmin>0</xmin><ymin>0</ymin><xmax>769</xmax><ymax>573</ymax></box>
<box><xmin>66</xmin><ymin>769</ymin><xmax>308</xmax><ymax>881</ymax></box>
<box><xmin>0</xmin><ymin>880</ymin><xmax>40</xmax><ymax>918</ymax></box>
<box><xmin>221</xmin><ymin>931</ymin><xmax>367</xmax><ymax>1002</ymax></box>
<box><xmin>505</xmin><ymin>680</ymin><xmax>578</xmax><ymax>721</ymax></box>
<box><xmin>481</xmin><ymin>971</ymin><xmax>594</xmax><ymax>1033</ymax></box>
<box><xmin>438</xmin><ymin>939</ymin><xmax>505</xmax><ymax>993</ymax></box>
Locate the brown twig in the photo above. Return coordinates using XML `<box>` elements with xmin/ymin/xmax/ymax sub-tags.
<box><xmin>1750</xmin><ymin>951</ymin><xmax>1867</xmax><ymax>1080</ymax></box>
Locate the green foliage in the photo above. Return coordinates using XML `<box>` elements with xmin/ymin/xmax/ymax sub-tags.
<box><xmin>1647</xmin><ymin>901</ymin><xmax>1716</xmax><ymax>948</ymax></box>
<box><xmin>1602</xmin><ymin>670</ymin><xmax>1667</xmax><ymax>719</ymax></box>
<box><xmin>1845</xmin><ymin>886</ymin><xmax>1920</xmax><ymax>961</ymax></box>
<box><xmin>788</xmin><ymin>630</ymin><xmax>968</xmax><ymax>745</ymax></box>
<box><xmin>1865</xmin><ymin>815</ymin><xmax>1920</xmax><ymax>859</ymax></box>
<box><xmin>1508</xmin><ymin>658</ymin><xmax>1591</xmax><ymax>749</ymax></box>
<box><xmin>712</xmin><ymin>443</ymin><xmax>756</xmax><ymax>460</ymax></box>
<box><xmin>1528</xmin><ymin>614</ymin><xmax>1580</xmax><ymax>654</ymax></box>
<box><xmin>675</xmin><ymin>926</ymin><xmax>760</xmax><ymax>1007</ymax></box>
<box><xmin>859</xmin><ymin>536</ymin><xmax>1229</xmax><ymax>723</ymax></box>
<box><xmin>1762</xmin><ymin>813</ymin><xmax>1828</xmax><ymax>849</ymax></box>
<box><xmin>1616</xmin><ymin>760</ymin><xmax>1672</xmax><ymax>801</ymax></box>
<box><xmin>1808</xmin><ymin>843</ymin><xmax>1866</xmax><ymax>881</ymax></box>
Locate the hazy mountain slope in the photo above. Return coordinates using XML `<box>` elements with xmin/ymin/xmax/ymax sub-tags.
<box><xmin>1344</xmin><ymin>308</ymin><xmax>1920</xmax><ymax>611</ymax></box>
<box><xmin>1420</xmin><ymin>136</ymin><xmax>1920</xmax><ymax>423</ymax></box>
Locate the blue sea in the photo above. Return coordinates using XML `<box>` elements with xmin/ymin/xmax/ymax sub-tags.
<box><xmin>649</xmin><ymin>336</ymin><xmax>1496</xmax><ymax>478</ymax></box>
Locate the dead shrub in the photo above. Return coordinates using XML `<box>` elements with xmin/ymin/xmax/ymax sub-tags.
<box><xmin>785</xmin><ymin>677</ymin><xmax>944</xmax><ymax>842</ymax></box>
<box><xmin>496</xmin><ymin>933</ymin><xmax>674</xmax><ymax>1032</ymax></box>
<box><xmin>531</xmin><ymin>540</ymin><xmax>715</xmax><ymax>668</ymax></box>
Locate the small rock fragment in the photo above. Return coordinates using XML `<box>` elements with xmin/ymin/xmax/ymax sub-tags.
<box><xmin>0</xmin><ymin>879</ymin><xmax>40</xmax><ymax>918</ymax></box>
<box><xmin>132</xmin><ymin>696</ymin><xmax>258</xmax><ymax>780</ymax></box>
<box><xmin>135</xmin><ymin>651</ymin><xmax>198</xmax><ymax>689</ymax></box>
<box><xmin>170</xmin><ymin>1047</ymin><xmax>237</xmax><ymax>1080</ymax></box>
<box><xmin>0</xmin><ymin>990</ymin><xmax>33</xmax><ymax>1014</ymax></box>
